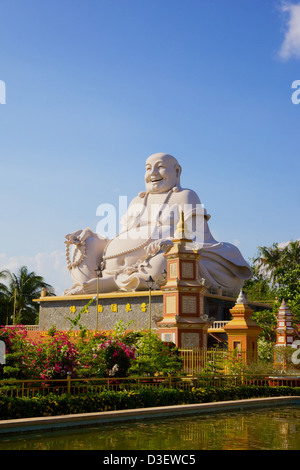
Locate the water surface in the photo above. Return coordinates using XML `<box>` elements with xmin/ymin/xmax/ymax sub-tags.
<box><xmin>0</xmin><ymin>406</ymin><xmax>299</xmax><ymax>450</ymax></box>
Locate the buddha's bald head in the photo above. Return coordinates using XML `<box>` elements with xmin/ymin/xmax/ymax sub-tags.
<box><xmin>144</xmin><ymin>153</ymin><xmax>182</xmax><ymax>194</ymax></box>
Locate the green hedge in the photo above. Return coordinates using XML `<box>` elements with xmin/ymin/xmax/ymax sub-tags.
<box><xmin>1</xmin><ymin>386</ymin><xmax>300</xmax><ymax>420</ymax></box>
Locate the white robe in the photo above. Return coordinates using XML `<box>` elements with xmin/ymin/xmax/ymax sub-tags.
<box><xmin>102</xmin><ymin>191</ymin><xmax>252</xmax><ymax>292</ymax></box>
<box><xmin>65</xmin><ymin>188</ymin><xmax>252</xmax><ymax>294</ymax></box>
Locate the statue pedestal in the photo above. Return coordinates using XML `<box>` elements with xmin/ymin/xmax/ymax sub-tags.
<box><xmin>36</xmin><ymin>291</ymin><xmax>164</xmax><ymax>333</ymax></box>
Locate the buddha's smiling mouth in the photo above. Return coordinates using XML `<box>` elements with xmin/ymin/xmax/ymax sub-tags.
<box><xmin>151</xmin><ymin>178</ymin><xmax>163</xmax><ymax>183</ymax></box>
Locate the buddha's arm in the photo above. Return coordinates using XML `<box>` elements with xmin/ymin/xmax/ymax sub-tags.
<box><xmin>65</xmin><ymin>227</ymin><xmax>103</xmax><ymax>245</ymax></box>
<box><xmin>66</xmin><ymin>238</ymin><xmax>173</xmax><ymax>295</ymax></box>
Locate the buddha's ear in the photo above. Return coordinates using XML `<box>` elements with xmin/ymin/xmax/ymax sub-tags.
<box><xmin>175</xmin><ymin>164</ymin><xmax>182</xmax><ymax>179</ymax></box>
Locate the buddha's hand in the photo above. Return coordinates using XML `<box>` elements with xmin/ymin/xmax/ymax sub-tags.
<box><xmin>64</xmin><ymin>283</ymin><xmax>85</xmax><ymax>295</ymax></box>
<box><xmin>65</xmin><ymin>227</ymin><xmax>94</xmax><ymax>246</ymax></box>
<box><xmin>145</xmin><ymin>239</ymin><xmax>174</xmax><ymax>258</ymax></box>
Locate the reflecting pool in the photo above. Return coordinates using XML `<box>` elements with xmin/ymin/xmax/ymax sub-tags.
<box><xmin>0</xmin><ymin>406</ymin><xmax>299</xmax><ymax>450</ymax></box>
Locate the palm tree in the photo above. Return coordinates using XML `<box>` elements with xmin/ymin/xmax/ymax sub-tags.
<box><xmin>253</xmin><ymin>240</ymin><xmax>300</xmax><ymax>313</ymax></box>
<box><xmin>254</xmin><ymin>243</ymin><xmax>284</xmax><ymax>286</ymax></box>
<box><xmin>281</xmin><ymin>240</ymin><xmax>300</xmax><ymax>271</ymax></box>
<box><xmin>243</xmin><ymin>261</ymin><xmax>277</xmax><ymax>302</ymax></box>
<box><xmin>0</xmin><ymin>266</ymin><xmax>53</xmax><ymax>325</ymax></box>
<box><xmin>0</xmin><ymin>271</ymin><xmax>11</xmax><ymax>324</ymax></box>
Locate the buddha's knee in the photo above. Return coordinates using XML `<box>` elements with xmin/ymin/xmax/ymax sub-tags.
<box><xmin>67</xmin><ymin>235</ymin><xmax>108</xmax><ymax>284</ymax></box>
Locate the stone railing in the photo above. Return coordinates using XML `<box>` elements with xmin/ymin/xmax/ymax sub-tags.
<box><xmin>4</xmin><ymin>323</ymin><xmax>230</xmax><ymax>332</ymax></box>
<box><xmin>209</xmin><ymin>321</ymin><xmax>229</xmax><ymax>330</ymax></box>
<box><xmin>206</xmin><ymin>287</ymin><xmax>239</xmax><ymax>298</ymax></box>
<box><xmin>3</xmin><ymin>325</ymin><xmax>39</xmax><ymax>331</ymax></box>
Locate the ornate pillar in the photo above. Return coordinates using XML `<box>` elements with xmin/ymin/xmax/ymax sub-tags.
<box><xmin>274</xmin><ymin>299</ymin><xmax>296</xmax><ymax>367</ymax></box>
<box><xmin>157</xmin><ymin>212</ymin><xmax>211</xmax><ymax>348</ymax></box>
<box><xmin>275</xmin><ymin>299</ymin><xmax>296</xmax><ymax>347</ymax></box>
<box><xmin>224</xmin><ymin>290</ymin><xmax>261</xmax><ymax>363</ymax></box>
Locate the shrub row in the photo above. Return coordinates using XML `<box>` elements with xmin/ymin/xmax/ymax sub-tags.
<box><xmin>0</xmin><ymin>327</ymin><xmax>184</xmax><ymax>380</ymax></box>
<box><xmin>1</xmin><ymin>385</ymin><xmax>300</xmax><ymax>420</ymax></box>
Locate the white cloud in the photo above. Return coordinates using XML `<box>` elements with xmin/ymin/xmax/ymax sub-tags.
<box><xmin>0</xmin><ymin>251</ymin><xmax>71</xmax><ymax>296</ymax></box>
<box><xmin>278</xmin><ymin>238</ymin><xmax>300</xmax><ymax>248</ymax></box>
<box><xmin>279</xmin><ymin>2</ymin><xmax>300</xmax><ymax>60</ymax></box>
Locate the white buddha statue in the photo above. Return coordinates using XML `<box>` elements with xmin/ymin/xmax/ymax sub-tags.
<box><xmin>64</xmin><ymin>153</ymin><xmax>252</xmax><ymax>295</ymax></box>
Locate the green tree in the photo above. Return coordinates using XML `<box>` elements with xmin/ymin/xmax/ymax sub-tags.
<box><xmin>243</xmin><ymin>259</ymin><xmax>276</xmax><ymax>303</ymax></box>
<box><xmin>254</xmin><ymin>242</ymin><xmax>284</xmax><ymax>286</ymax></box>
<box><xmin>276</xmin><ymin>266</ymin><xmax>300</xmax><ymax>321</ymax></box>
<box><xmin>251</xmin><ymin>240</ymin><xmax>300</xmax><ymax>321</ymax></box>
<box><xmin>129</xmin><ymin>331</ymin><xmax>183</xmax><ymax>376</ymax></box>
<box><xmin>0</xmin><ymin>271</ymin><xmax>11</xmax><ymax>324</ymax></box>
<box><xmin>281</xmin><ymin>240</ymin><xmax>300</xmax><ymax>271</ymax></box>
<box><xmin>0</xmin><ymin>266</ymin><xmax>53</xmax><ymax>325</ymax></box>
<box><xmin>251</xmin><ymin>309</ymin><xmax>277</xmax><ymax>342</ymax></box>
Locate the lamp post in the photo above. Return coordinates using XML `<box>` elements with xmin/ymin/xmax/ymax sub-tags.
<box><xmin>146</xmin><ymin>275</ymin><xmax>155</xmax><ymax>332</ymax></box>
<box><xmin>13</xmin><ymin>287</ymin><xmax>17</xmax><ymax>326</ymax></box>
<box><xmin>95</xmin><ymin>265</ymin><xmax>102</xmax><ymax>332</ymax></box>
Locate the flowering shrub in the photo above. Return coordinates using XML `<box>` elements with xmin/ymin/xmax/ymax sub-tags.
<box><xmin>0</xmin><ymin>330</ymin><xmax>80</xmax><ymax>380</ymax></box>
<box><xmin>39</xmin><ymin>332</ymin><xmax>79</xmax><ymax>380</ymax></box>
<box><xmin>78</xmin><ymin>336</ymin><xmax>136</xmax><ymax>378</ymax></box>
<box><xmin>0</xmin><ymin>326</ymin><xmax>182</xmax><ymax>380</ymax></box>
<box><xmin>0</xmin><ymin>325</ymin><xmax>27</xmax><ymax>352</ymax></box>
<box><xmin>0</xmin><ymin>326</ymin><xmax>30</xmax><ymax>379</ymax></box>
<box><xmin>98</xmin><ymin>339</ymin><xmax>136</xmax><ymax>377</ymax></box>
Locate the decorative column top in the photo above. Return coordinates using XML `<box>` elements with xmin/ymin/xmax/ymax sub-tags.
<box><xmin>277</xmin><ymin>299</ymin><xmax>293</xmax><ymax>317</ymax></box>
<box><xmin>173</xmin><ymin>210</ymin><xmax>193</xmax><ymax>242</ymax></box>
<box><xmin>224</xmin><ymin>289</ymin><xmax>261</xmax><ymax>332</ymax></box>
<box><xmin>236</xmin><ymin>289</ymin><xmax>247</xmax><ymax>305</ymax></box>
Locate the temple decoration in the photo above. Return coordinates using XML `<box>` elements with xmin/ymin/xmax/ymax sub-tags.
<box><xmin>275</xmin><ymin>299</ymin><xmax>296</xmax><ymax>347</ymax></box>
<box><xmin>224</xmin><ymin>290</ymin><xmax>261</xmax><ymax>363</ymax></box>
<box><xmin>157</xmin><ymin>212</ymin><xmax>211</xmax><ymax>348</ymax></box>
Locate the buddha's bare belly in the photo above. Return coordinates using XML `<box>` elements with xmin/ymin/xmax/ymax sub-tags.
<box><xmin>103</xmin><ymin>231</ymin><xmax>151</xmax><ymax>273</ymax></box>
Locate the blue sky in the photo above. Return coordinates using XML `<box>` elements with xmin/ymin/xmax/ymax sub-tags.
<box><xmin>0</xmin><ymin>0</ymin><xmax>299</xmax><ymax>294</ymax></box>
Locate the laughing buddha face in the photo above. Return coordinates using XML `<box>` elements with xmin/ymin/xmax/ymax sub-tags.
<box><xmin>144</xmin><ymin>153</ymin><xmax>182</xmax><ymax>194</ymax></box>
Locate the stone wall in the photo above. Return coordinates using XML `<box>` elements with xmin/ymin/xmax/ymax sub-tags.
<box><xmin>37</xmin><ymin>293</ymin><xmax>164</xmax><ymax>332</ymax></box>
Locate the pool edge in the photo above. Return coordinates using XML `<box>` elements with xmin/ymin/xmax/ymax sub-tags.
<box><xmin>0</xmin><ymin>396</ymin><xmax>299</xmax><ymax>435</ymax></box>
